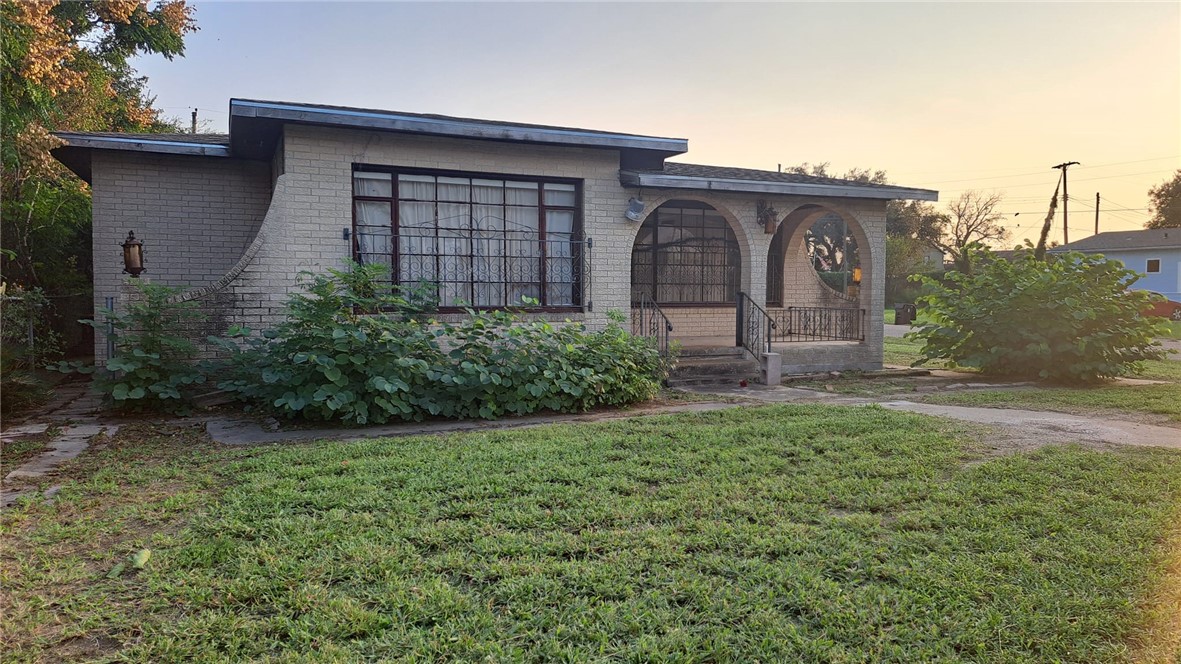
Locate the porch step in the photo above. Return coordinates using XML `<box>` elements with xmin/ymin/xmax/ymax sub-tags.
<box><xmin>669</xmin><ymin>355</ymin><xmax>760</xmax><ymax>382</ymax></box>
<box><xmin>678</xmin><ymin>345</ymin><xmax>746</xmax><ymax>358</ymax></box>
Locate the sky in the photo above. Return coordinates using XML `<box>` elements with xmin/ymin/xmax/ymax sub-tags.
<box><xmin>133</xmin><ymin>1</ymin><xmax>1181</xmax><ymax>245</ymax></box>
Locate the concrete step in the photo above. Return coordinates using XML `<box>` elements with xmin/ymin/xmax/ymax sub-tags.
<box><xmin>679</xmin><ymin>345</ymin><xmax>745</xmax><ymax>358</ymax></box>
<box><xmin>666</xmin><ymin>374</ymin><xmax>760</xmax><ymax>388</ymax></box>
<box><xmin>671</xmin><ymin>355</ymin><xmax>760</xmax><ymax>379</ymax></box>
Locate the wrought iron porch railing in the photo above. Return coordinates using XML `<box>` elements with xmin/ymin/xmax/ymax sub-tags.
<box><xmin>771</xmin><ymin>306</ymin><xmax>865</xmax><ymax>342</ymax></box>
<box><xmin>631</xmin><ymin>293</ymin><xmax>673</xmax><ymax>356</ymax></box>
<box><xmin>736</xmin><ymin>291</ymin><xmax>776</xmax><ymax>356</ymax></box>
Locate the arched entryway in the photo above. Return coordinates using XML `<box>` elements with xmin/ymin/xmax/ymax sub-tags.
<box><xmin>763</xmin><ymin>204</ymin><xmax>869</xmax><ymax>343</ymax></box>
<box><xmin>630</xmin><ymin>200</ymin><xmax>742</xmax><ymax>342</ymax></box>
<box><xmin>767</xmin><ymin>204</ymin><xmax>867</xmax><ymax>308</ymax></box>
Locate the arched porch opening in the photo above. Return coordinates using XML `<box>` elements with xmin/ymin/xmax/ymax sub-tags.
<box><xmin>630</xmin><ymin>199</ymin><xmax>743</xmax><ymax>344</ymax></box>
<box><xmin>766</xmin><ymin>204</ymin><xmax>869</xmax><ymax>309</ymax></box>
<box><xmin>759</xmin><ymin>203</ymin><xmax>871</xmax><ymax>345</ymax></box>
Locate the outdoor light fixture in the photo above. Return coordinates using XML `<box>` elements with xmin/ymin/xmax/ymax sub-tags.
<box><xmin>852</xmin><ymin>266</ymin><xmax>863</xmax><ymax>284</ymax></box>
<box><xmin>625</xmin><ymin>197</ymin><xmax>646</xmax><ymax>222</ymax></box>
<box><xmin>121</xmin><ymin>230</ymin><xmax>145</xmax><ymax>277</ymax></box>
<box><xmin>757</xmin><ymin>200</ymin><xmax>779</xmax><ymax>234</ymax></box>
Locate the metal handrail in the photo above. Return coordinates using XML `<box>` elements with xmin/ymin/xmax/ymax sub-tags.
<box><xmin>736</xmin><ymin>291</ymin><xmax>777</xmax><ymax>356</ymax></box>
<box><xmin>631</xmin><ymin>292</ymin><xmax>673</xmax><ymax>356</ymax></box>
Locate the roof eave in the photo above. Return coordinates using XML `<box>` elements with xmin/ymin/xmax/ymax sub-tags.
<box><xmin>1049</xmin><ymin>245</ymin><xmax>1181</xmax><ymax>253</ymax></box>
<box><xmin>620</xmin><ymin>171</ymin><xmax>939</xmax><ymax>201</ymax></box>
<box><xmin>51</xmin><ymin>132</ymin><xmax>230</xmax><ymax>157</ymax></box>
<box><xmin>230</xmin><ymin>99</ymin><xmax>688</xmax><ymax>155</ymax></box>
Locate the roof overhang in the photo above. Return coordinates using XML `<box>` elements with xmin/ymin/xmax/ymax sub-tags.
<box><xmin>51</xmin><ymin>133</ymin><xmax>230</xmax><ymax>183</ymax></box>
<box><xmin>619</xmin><ymin>170</ymin><xmax>939</xmax><ymax>201</ymax></box>
<box><xmin>53</xmin><ymin>132</ymin><xmax>229</xmax><ymax>157</ymax></box>
<box><xmin>1048</xmin><ymin>244</ymin><xmax>1181</xmax><ymax>253</ymax></box>
<box><xmin>229</xmin><ymin>99</ymin><xmax>688</xmax><ymax>162</ymax></box>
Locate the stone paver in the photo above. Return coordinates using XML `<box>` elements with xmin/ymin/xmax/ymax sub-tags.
<box><xmin>5</xmin><ymin>424</ymin><xmax>119</xmax><ymax>481</ymax></box>
<box><xmin>1</xmin><ymin>423</ymin><xmax>49</xmax><ymax>441</ymax></box>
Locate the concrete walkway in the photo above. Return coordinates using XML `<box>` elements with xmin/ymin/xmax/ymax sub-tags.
<box><xmin>678</xmin><ymin>382</ymin><xmax>1181</xmax><ymax>450</ymax></box>
<box><xmin>878</xmin><ymin>400</ymin><xmax>1181</xmax><ymax>449</ymax></box>
<box><xmin>203</xmin><ymin>378</ymin><xmax>1181</xmax><ymax>452</ymax></box>
<box><xmin>206</xmin><ymin>401</ymin><xmax>743</xmax><ymax>446</ymax></box>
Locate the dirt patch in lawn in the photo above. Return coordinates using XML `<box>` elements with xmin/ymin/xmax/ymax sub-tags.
<box><xmin>0</xmin><ymin>423</ymin><xmax>223</xmax><ymax>661</ymax></box>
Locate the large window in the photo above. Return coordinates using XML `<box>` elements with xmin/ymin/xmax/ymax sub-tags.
<box><xmin>352</xmin><ymin>168</ymin><xmax>583</xmax><ymax>309</ymax></box>
<box><xmin>631</xmin><ymin>201</ymin><xmax>741</xmax><ymax>305</ymax></box>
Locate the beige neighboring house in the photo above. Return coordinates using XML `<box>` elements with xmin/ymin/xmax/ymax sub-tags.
<box><xmin>52</xmin><ymin>99</ymin><xmax>937</xmax><ymax>378</ymax></box>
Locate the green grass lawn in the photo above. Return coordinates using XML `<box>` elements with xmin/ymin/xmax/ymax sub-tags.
<box><xmin>891</xmin><ymin>332</ymin><xmax>1181</xmax><ymax>420</ymax></box>
<box><xmin>3</xmin><ymin>407</ymin><xmax>1180</xmax><ymax>662</ymax></box>
<box><xmin>882</xmin><ymin>336</ymin><xmax>952</xmax><ymax>369</ymax></box>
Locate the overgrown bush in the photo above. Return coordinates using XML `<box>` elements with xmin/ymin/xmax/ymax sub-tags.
<box><xmin>907</xmin><ymin>248</ymin><xmax>1168</xmax><ymax>382</ymax></box>
<box><xmin>53</xmin><ymin>282</ymin><xmax>206</xmax><ymax>412</ymax></box>
<box><xmin>1</xmin><ymin>284</ymin><xmax>61</xmax><ymax>414</ymax></box>
<box><xmin>1</xmin><ymin>347</ymin><xmax>49</xmax><ymax>414</ymax></box>
<box><xmin>213</xmin><ymin>262</ymin><xmax>667</xmax><ymax>424</ymax></box>
<box><xmin>1</xmin><ymin>284</ymin><xmax>63</xmax><ymax>363</ymax></box>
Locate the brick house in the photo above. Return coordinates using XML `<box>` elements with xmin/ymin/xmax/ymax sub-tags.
<box><xmin>52</xmin><ymin>99</ymin><xmax>937</xmax><ymax>378</ymax></box>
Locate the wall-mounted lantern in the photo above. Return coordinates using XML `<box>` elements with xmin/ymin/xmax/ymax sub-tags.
<box><xmin>852</xmin><ymin>266</ymin><xmax>862</xmax><ymax>285</ymax></box>
<box><xmin>757</xmin><ymin>200</ymin><xmax>779</xmax><ymax>234</ymax></box>
<box><xmin>121</xmin><ymin>231</ymin><xmax>145</xmax><ymax>277</ymax></box>
<box><xmin>624</xmin><ymin>197</ymin><xmax>646</xmax><ymax>222</ymax></box>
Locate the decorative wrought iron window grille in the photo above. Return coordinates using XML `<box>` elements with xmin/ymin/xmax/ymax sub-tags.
<box><xmin>351</xmin><ymin>168</ymin><xmax>585</xmax><ymax>310</ymax></box>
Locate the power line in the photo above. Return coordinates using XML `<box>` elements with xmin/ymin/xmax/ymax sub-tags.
<box><xmin>909</xmin><ymin>157</ymin><xmax>1179</xmax><ymax>186</ymax></box>
<box><xmin>892</xmin><ymin>155</ymin><xmax>1179</xmax><ymax>179</ymax></box>
<box><xmin>937</xmin><ymin>169</ymin><xmax>1174</xmax><ymax>195</ymax></box>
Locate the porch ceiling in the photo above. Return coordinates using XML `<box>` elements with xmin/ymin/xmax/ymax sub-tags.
<box><xmin>620</xmin><ymin>162</ymin><xmax>938</xmax><ymax>201</ymax></box>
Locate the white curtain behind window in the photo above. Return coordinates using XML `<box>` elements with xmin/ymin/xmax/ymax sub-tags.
<box><xmin>354</xmin><ymin>200</ymin><xmax>392</xmax><ymax>276</ymax></box>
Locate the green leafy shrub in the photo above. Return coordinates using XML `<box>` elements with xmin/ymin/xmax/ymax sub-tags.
<box><xmin>1</xmin><ymin>284</ymin><xmax>63</xmax><ymax>363</ymax></box>
<box><xmin>1</xmin><ymin>348</ymin><xmax>49</xmax><ymax>415</ymax></box>
<box><xmin>213</xmin><ymin>262</ymin><xmax>667</xmax><ymax>424</ymax></box>
<box><xmin>1</xmin><ymin>284</ymin><xmax>61</xmax><ymax>414</ymax></box>
<box><xmin>907</xmin><ymin>248</ymin><xmax>1168</xmax><ymax>382</ymax></box>
<box><xmin>53</xmin><ymin>282</ymin><xmax>206</xmax><ymax>412</ymax></box>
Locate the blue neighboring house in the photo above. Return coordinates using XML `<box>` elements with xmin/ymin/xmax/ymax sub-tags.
<box><xmin>1050</xmin><ymin>228</ymin><xmax>1181</xmax><ymax>302</ymax></box>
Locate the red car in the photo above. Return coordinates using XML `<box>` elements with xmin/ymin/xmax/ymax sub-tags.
<box><xmin>1144</xmin><ymin>293</ymin><xmax>1181</xmax><ymax>321</ymax></box>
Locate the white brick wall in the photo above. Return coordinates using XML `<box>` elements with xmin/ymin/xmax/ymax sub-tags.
<box><xmin>89</xmin><ymin>123</ymin><xmax>888</xmax><ymax>372</ymax></box>
<box><xmin>91</xmin><ymin>152</ymin><xmax>272</xmax><ymax>359</ymax></box>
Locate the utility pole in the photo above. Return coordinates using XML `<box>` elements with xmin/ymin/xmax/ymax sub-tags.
<box><xmin>1052</xmin><ymin>161</ymin><xmax>1079</xmax><ymax>245</ymax></box>
<box><xmin>1094</xmin><ymin>192</ymin><xmax>1100</xmax><ymax>235</ymax></box>
<box><xmin>191</xmin><ymin>109</ymin><xmax>197</xmax><ymax>134</ymax></box>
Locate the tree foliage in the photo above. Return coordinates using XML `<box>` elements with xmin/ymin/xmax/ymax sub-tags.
<box><xmin>1</xmin><ymin>1</ymin><xmax>196</xmax><ymax>293</ymax></box>
<box><xmin>931</xmin><ymin>190</ymin><xmax>1009</xmax><ymax>273</ymax></box>
<box><xmin>908</xmin><ymin>248</ymin><xmax>1167</xmax><ymax>383</ymax></box>
<box><xmin>1145</xmin><ymin>170</ymin><xmax>1181</xmax><ymax>229</ymax></box>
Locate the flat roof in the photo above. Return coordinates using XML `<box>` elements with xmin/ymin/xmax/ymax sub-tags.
<box><xmin>50</xmin><ymin>100</ymin><xmax>939</xmax><ymax>202</ymax></box>
<box><xmin>228</xmin><ymin>99</ymin><xmax>688</xmax><ymax>160</ymax></box>
<box><xmin>621</xmin><ymin>162</ymin><xmax>939</xmax><ymax>201</ymax></box>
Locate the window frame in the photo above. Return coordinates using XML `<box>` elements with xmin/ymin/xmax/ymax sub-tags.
<box><xmin>351</xmin><ymin>165</ymin><xmax>585</xmax><ymax>313</ymax></box>
<box><xmin>1146</xmin><ymin>258</ymin><xmax>1161</xmax><ymax>274</ymax></box>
